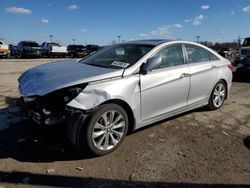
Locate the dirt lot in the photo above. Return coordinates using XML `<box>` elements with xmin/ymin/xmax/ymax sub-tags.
<box><xmin>0</xmin><ymin>59</ymin><xmax>250</xmax><ymax>188</ymax></box>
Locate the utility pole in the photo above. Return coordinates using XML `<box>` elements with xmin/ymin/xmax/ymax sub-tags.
<box><xmin>49</xmin><ymin>35</ymin><xmax>53</xmax><ymax>43</ymax></box>
<box><xmin>238</xmin><ymin>35</ymin><xmax>241</xmax><ymax>47</ymax></box>
<box><xmin>196</xmin><ymin>36</ymin><xmax>200</xmax><ymax>43</ymax></box>
<box><xmin>117</xmin><ymin>35</ymin><xmax>121</xmax><ymax>43</ymax></box>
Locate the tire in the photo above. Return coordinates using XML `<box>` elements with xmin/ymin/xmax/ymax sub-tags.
<box><xmin>77</xmin><ymin>104</ymin><xmax>129</xmax><ymax>155</ymax></box>
<box><xmin>16</xmin><ymin>52</ymin><xmax>22</xmax><ymax>59</ymax></box>
<box><xmin>5</xmin><ymin>54</ymin><xmax>10</xmax><ymax>59</ymax></box>
<box><xmin>207</xmin><ymin>81</ymin><xmax>227</xmax><ymax>110</ymax></box>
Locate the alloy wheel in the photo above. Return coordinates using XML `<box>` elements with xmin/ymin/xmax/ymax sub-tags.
<box><xmin>92</xmin><ymin>110</ymin><xmax>126</xmax><ymax>151</ymax></box>
<box><xmin>213</xmin><ymin>83</ymin><xmax>226</xmax><ymax>108</ymax></box>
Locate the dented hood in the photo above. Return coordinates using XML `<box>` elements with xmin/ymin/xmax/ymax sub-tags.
<box><xmin>18</xmin><ymin>60</ymin><xmax>123</xmax><ymax>96</ymax></box>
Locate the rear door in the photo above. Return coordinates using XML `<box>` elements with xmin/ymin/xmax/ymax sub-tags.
<box><xmin>184</xmin><ymin>44</ymin><xmax>219</xmax><ymax>105</ymax></box>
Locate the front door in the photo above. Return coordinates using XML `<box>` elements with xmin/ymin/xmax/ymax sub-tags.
<box><xmin>140</xmin><ymin>44</ymin><xmax>190</xmax><ymax>122</ymax></box>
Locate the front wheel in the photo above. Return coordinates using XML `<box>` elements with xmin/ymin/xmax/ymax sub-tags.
<box><xmin>78</xmin><ymin>104</ymin><xmax>129</xmax><ymax>155</ymax></box>
<box><xmin>207</xmin><ymin>81</ymin><xmax>227</xmax><ymax>110</ymax></box>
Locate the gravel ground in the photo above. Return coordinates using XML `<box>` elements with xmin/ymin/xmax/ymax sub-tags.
<box><xmin>0</xmin><ymin>59</ymin><xmax>250</xmax><ymax>188</ymax></box>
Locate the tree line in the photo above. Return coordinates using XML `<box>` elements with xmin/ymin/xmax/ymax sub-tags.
<box><xmin>199</xmin><ymin>41</ymin><xmax>239</xmax><ymax>51</ymax></box>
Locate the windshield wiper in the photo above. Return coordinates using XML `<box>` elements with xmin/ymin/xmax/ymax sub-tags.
<box><xmin>87</xmin><ymin>64</ymin><xmax>108</xmax><ymax>68</ymax></box>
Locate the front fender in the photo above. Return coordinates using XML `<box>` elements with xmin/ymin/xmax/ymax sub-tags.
<box><xmin>66</xmin><ymin>76</ymin><xmax>140</xmax><ymax>112</ymax></box>
<box><xmin>66</xmin><ymin>88</ymin><xmax>112</xmax><ymax>110</ymax></box>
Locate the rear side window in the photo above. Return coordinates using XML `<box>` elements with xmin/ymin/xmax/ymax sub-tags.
<box><xmin>185</xmin><ymin>44</ymin><xmax>211</xmax><ymax>63</ymax></box>
<box><xmin>209</xmin><ymin>52</ymin><xmax>219</xmax><ymax>61</ymax></box>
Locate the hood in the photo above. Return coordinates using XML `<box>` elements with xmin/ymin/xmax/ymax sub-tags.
<box><xmin>18</xmin><ymin>60</ymin><xmax>124</xmax><ymax>96</ymax></box>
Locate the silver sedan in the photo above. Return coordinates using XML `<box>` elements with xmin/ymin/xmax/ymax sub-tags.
<box><xmin>18</xmin><ymin>40</ymin><xmax>233</xmax><ymax>155</ymax></box>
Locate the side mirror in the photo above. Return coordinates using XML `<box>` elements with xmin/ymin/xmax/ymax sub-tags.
<box><xmin>140</xmin><ymin>56</ymin><xmax>161</xmax><ymax>74</ymax></box>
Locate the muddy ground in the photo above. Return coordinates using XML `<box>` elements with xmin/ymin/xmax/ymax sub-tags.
<box><xmin>0</xmin><ymin>59</ymin><xmax>250</xmax><ymax>188</ymax></box>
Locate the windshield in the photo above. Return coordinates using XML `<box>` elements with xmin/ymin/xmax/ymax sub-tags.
<box><xmin>69</xmin><ymin>45</ymin><xmax>85</xmax><ymax>49</ymax></box>
<box><xmin>243</xmin><ymin>38</ymin><xmax>250</xmax><ymax>47</ymax></box>
<box><xmin>24</xmin><ymin>42</ymin><xmax>39</xmax><ymax>47</ymax></box>
<box><xmin>79</xmin><ymin>44</ymin><xmax>154</xmax><ymax>69</ymax></box>
<box><xmin>49</xmin><ymin>43</ymin><xmax>60</xmax><ymax>46</ymax></box>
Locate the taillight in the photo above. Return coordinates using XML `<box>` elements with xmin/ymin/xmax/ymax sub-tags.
<box><xmin>227</xmin><ymin>64</ymin><xmax>234</xmax><ymax>72</ymax></box>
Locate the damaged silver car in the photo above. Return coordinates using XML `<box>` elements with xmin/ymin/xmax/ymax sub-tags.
<box><xmin>18</xmin><ymin>40</ymin><xmax>233</xmax><ymax>155</ymax></box>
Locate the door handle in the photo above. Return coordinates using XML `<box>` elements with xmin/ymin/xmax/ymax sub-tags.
<box><xmin>180</xmin><ymin>73</ymin><xmax>190</xmax><ymax>78</ymax></box>
<box><xmin>211</xmin><ymin>65</ymin><xmax>217</xmax><ymax>69</ymax></box>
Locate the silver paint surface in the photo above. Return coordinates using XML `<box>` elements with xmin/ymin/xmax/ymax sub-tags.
<box><xmin>18</xmin><ymin>60</ymin><xmax>123</xmax><ymax>96</ymax></box>
<box><xmin>18</xmin><ymin>40</ymin><xmax>232</xmax><ymax>130</ymax></box>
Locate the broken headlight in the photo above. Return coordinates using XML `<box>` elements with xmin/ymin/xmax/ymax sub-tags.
<box><xmin>61</xmin><ymin>85</ymin><xmax>86</xmax><ymax>103</ymax></box>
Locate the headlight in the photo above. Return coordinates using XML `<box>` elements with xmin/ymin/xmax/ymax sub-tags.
<box><xmin>23</xmin><ymin>96</ymin><xmax>37</xmax><ymax>103</ymax></box>
<box><xmin>63</xmin><ymin>87</ymin><xmax>84</xmax><ymax>102</ymax></box>
<box><xmin>53</xmin><ymin>83</ymin><xmax>88</xmax><ymax>104</ymax></box>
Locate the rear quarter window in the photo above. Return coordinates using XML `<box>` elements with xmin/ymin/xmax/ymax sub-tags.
<box><xmin>185</xmin><ymin>44</ymin><xmax>218</xmax><ymax>63</ymax></box>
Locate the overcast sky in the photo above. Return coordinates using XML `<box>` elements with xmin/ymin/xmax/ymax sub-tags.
<box><xmin>1</xmin><ymin>0</ymin><xmax>250</xmax><ymax>45</ymax></box>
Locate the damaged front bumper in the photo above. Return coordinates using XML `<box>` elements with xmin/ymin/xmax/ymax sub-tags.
<box><xmin>19</xmin><ymin>83</ymin><xmax>88</xmax><ymax>126</ymax></box>
<box><xmin>27</xmin><ymin>109</ymin><xmax>66</xmax><ymax>125</ymax></box>
<box><xmin>19</xmin><ymin>97</ymin><xmax>71</xmax><ymax>126</ymax></box>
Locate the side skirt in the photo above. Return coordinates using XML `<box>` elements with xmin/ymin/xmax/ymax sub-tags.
<box><xmin>135</xmin><ymin>100</ymin><xmax>208</xmax><ymax>130</ymax></box>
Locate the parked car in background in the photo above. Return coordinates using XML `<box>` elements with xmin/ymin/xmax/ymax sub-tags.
<box><xmin>236</xmin><ymin>38</ymin><xmax>250</xmax><ymax>61</ymax></box>
<box><xmin>67</xmin><ymin>44</ymin><xmax>88</xmax><ymax>58</ymax></box>
<box><xmin>9</xmin><ymin>44</ymin><xmax>18</xmax><ymax>57</ymax></box>
<box><xmin>41</xmin><ymin>42</ymin><xmax>67</xmax><ymax>57</ymax></box>
<box><xmin>16</xmin><ymin>41</ymin><xmax>41</xmax><ymax>58</ymax></box>
<box><xmin>235</xmin><ymin>38</ymin><xmax>250</xmax><ymax>72</ymax></box>
<box><xmin>18</xmin><ymin>40</ymin><xmax>233</xmax><ymax>156</ymax></box>
<box><xmin>236</xmin><ymin>59</ymin><xmax>250</xmax><ymax>72</ymax></box>
<box><xmin>86</xmin><ymin>44</ymin><xmax>100</xmax><ymax>55</ymax></box>
<box><xmin>218</xmin><ymin>48</ymin><xmax>235</xmax><ymax>58</ymax></box>
<box><xmin>0</xmin><ymin>40</ymin><xmax>10</xmax><ymax>58</ymax></box>
<box><xmin>243</xmin><ymin>38</ymin><xmax>250</xmax><ymax>46</ymax></box>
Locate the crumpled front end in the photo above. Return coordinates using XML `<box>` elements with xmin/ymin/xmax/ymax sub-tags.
<box><xmin>17</xmin><ymin>60</ymin><xmax>124</xmax><ymax>125</ymax></box>
<box><xmin>21</xmin><ymin>84</ymin><xmax>87</xmax><ymax>125</ymax></box>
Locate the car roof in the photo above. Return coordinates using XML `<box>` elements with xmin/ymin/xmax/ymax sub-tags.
<box><xmin>68</xmin><ymin>44</ymin><xmax>84</xmax><ymax>46</ymax></box>
<box><xmin>124</xmin><ymin>39</ymin><xmax>174</xmax><ymax>46</ymax></box>
<box><xmin>20</xmin><ymin>41</ymin><xmax>38</xmax><ymax>44</ymax></box>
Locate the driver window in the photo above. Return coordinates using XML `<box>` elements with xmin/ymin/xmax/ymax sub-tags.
<box><xmin>153</xmin><ymin>44</ymin><xmax>184</xmax><ymax>69</ymax></box>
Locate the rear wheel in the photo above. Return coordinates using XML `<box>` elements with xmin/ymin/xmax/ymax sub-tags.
<box><xmin>207</xmin><ymin>81</ymin><xmax>226</xmax><ymax>110</ymax></box>
<box><xmin>77</xmin><ymin>104</ymin><xmax>128</xmax><ymax>155</ymax></box>
<box><xmin>16</xmin><ymin>52</ymin><xmax>22</xmax><ymax>58</ymax></box>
